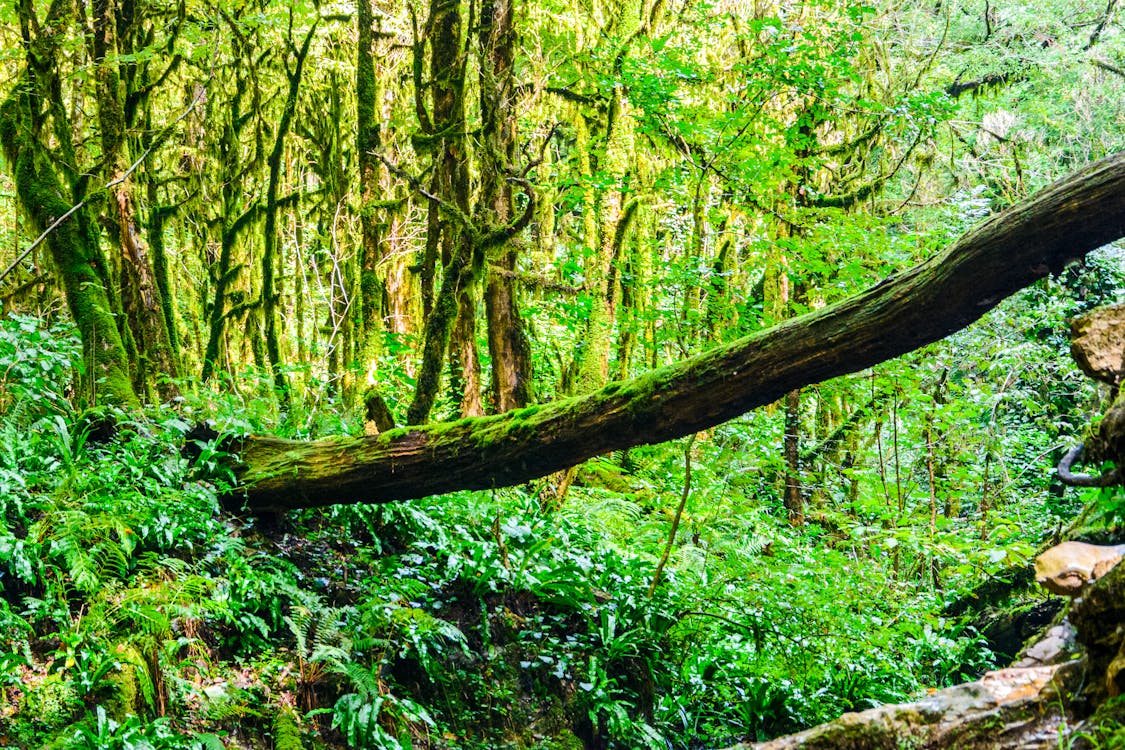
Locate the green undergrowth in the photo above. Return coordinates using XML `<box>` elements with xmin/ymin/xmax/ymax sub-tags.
<box><xmin>0</xmin><ymin>310</ymin><xmax>1076</xmax><ymax>749</ymax></box>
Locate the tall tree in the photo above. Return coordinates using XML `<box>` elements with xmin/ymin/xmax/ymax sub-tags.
<box><xmin>2</xmin><ymin>0</ymin><xmax>138</xmax><ymax>407</ymax></box>
<box><xmin>356</xmin><ymin>0</ymin><xmax>386</xmax><ymax>359</ymax></box>
<box><xmin>406</xmin><ymin>0</ymin><xmax>477</xmax><ymax>423</ymax></box>
<box><xmin>479</xmin><ymin>0</ymin><xmax>534</xmax><ymax>412</ymax></box>
<box><xmin>90</xmin><ymin>0</ymin><xmax>181</xmax><ymax>400</ymax></box>
<box><xmin>261</xmin><ymin>15</ymin><xmax>320</xmax><ymax>403</ymax></box>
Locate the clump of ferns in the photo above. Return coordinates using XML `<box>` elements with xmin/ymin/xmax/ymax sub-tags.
<box><xmin>282</xmin><ymin>596</ymin><xmax>447</xmax><ymax>748</ymax></box>
<box><xmin>283</xmin><ymin>598</ymin><xmax>381</xmax><ymax>716</ymax></box>
<box><xmin>30</xmin><ymin>503</ymin><xmax>135</xmax><ymax>599</ymax></box>
<box><xmin>89</xmin><ymin>555</ymin><xmax>217</xmax><ymax>716</ymax></box>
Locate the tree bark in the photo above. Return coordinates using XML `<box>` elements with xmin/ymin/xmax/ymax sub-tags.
<box><xmin>201</xmin><ymin>39</ymin><xmax>253</xmax><ymax>384</ymax></box>
<box><xmin>480</xmin><ymin>0</ymin><xmax>533</xmax><ymax>412</ymax></box>
<box><xmin>731</xmin><ymin>663</ymin><xmax>1080</xmax><ymax>749</ymax></box>
<box><xmin>573</xmin><ymin>90</ymin><xmax>635</xmax><ymax>393</ymax></box>
<box><xmin>1</xmin><ymin>87</ymin><xmax>139</xmax><ymax>409</ymax></box>
<box><xmin>784</xmin><ymin>388</ymin><xmax>805</xmax><ymax>526</ymax></box>
<box><xmin>91</xmin><ymin>0</ymin><xmax>180</xmax><ymax>401</ymax></box>
<box><xmin>356</xmin><ymin>0</ymin><xmax>386</xmax><ymax>345</ymax></box>
<box><xmin>222</xmin><ymin>151</ymin><xmax>1125</xmax><ymax>514</ymax></box>
<box><xmin>406</xmin><ymin>0</ymin><xmax>475</xmax><ymax>424</ymax></box>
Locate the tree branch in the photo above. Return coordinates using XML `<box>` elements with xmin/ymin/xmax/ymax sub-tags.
<box><xmin>1084</xmin><ymin>0</ymin><xmax>1119</xmax><ymax>50</ymax></box>
<box><xmin>1057</xmin><ymin>443</ymin><xmax>1123</xmax><ymax>487</ymax></box>
<box><xmin>946</xmin><ymin>71</ymin><xmax>1022</xmax><ymax>98</ymax></box>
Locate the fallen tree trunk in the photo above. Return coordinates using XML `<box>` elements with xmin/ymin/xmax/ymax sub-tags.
<box><xmin>224</xmin><ymin>152</ymin><xmax>1125</xmax><ymax>514</ymax></box>
<box><xmin>731</xmin><ymin>663</ymin><xmax>1081</xmax><ymax>749</ymax></box>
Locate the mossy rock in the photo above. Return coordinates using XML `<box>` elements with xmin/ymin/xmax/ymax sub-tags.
<box><xmin>521</xmin><ymin>698</ymin><xmax>584</xmax><ymax>750</ymax></box>
<box><xmin>273</xmin><ymin>706</ymin><xmax>304</xmax><ymax>750</ymax></box>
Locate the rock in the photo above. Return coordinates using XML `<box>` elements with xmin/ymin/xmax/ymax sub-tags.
<box><xmin>1013</xmin><ymin>621</ymin><xmax>1079</xmax><ymax>667</ymax></box>
<box><xmin>1033</xmin><ymin>541</ymin><xmax>1125</xmax><ymax>597</ymax></box>
<box><xmin>1070</xmin><ymin>303</ymin><xmax>1125</xmax><ymax>386</ymax></box>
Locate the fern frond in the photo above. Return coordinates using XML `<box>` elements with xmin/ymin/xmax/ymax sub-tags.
<box><xmin>195</xmin><ymin>733</ymin><xmax>227</xmax><ymax>750</ymax></box>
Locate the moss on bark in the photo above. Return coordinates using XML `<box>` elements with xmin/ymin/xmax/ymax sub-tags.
<box><xmin>272</xmin><ymin>707</ymin><xmax>305</xmax><ymax>749</ymax></box>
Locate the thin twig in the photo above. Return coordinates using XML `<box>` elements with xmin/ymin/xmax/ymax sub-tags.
<box><xmin>649</xmin><ymin>433</ymin><xmax>697</xmax><ymax>597</ymax></box>
<box><xmin>0</xmin><ymin>201</ymin><xmax>87</xmax><ymax>283</ymax></box>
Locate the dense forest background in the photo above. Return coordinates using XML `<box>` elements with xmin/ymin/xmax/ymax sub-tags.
<box><xmin>1</xmin><ymin>0</ymin><xmax>1124</xmax><ymax>747</ymax></box>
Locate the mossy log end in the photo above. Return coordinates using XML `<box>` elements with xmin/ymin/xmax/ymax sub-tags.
<box><xmin>224</xmin><ymin>152</ymin><xmax>1125</xmax><ymax>514</ymax></box>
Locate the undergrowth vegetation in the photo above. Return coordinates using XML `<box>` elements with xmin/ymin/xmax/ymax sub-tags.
<box><xmin>0</xmin><ymin>255</ymin><xmax>1117</xmax><ymax>748</ymax></box>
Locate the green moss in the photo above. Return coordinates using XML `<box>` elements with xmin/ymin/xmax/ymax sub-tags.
<box><xmin>576</xmin><ymin>462</ymin><xmax>634</xmax><ymax>493</ymax></box>
<box><xmin>528</xmin><ymin>699</ymin><xmax>583</xmax><ymax>750</ymax></box>
<box><xmin>103</xmin><ymin>644</ymin><xmax>150</xmax><ymax>719</ymax></box>
<box><xmin>21</xmin><ymin>672</ymin><xmax>82</xmax><ymax>732</ymax></box>
<box><xmin>3</xmin><ymin>81</ymin><xmax>138</xmax><ymax>408</ymax></box>
<box><xmin>537</xmin><ymin>731</ymin><xmax>584</xmax><ymax>750</ymax></box>
<box><xmin>273</xmin><ymin>706</ymin><xmax>305</xmax><ymax>750</ymax></box>
<box><xmin>104</xmin><ymin>663</ymin><xmax>139</xmax><ymax>720</ymax></box>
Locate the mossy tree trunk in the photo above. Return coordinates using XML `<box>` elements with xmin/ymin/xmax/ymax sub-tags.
<box><xmin>1</xmin><ymin>5</ymin><xmax>139</xmax><ymax>408</ymax></box>
<box><xmin>614</xmin><ymin>205</ymin><xmax>651</xmax><ymax>380</ymax></box>
<box><xmin>220</xmin><ymin>152</ymin><xmax>1125</xmax><ymax>512</ymax></box>
<box><xmin>765</xmin><ymin>209</ymin><xmax>806</xmax><ymax>526</ymax></box>
<box><xmin>90</xmin><ymin>0</ymin><xmax>180</xmax><ymax>401</ymax></box>
<box><xmin>480</xmin><ymin>0</ymin><xmax>534</xmax><ymax>412</ymax></box>
<box><xmin>406</xmin><ymin>0</ymin><xmax>477</xmax><ymax>424</ymax></box>
<box><xmin>356</xmin><ymin>0</ymin><xmax>390</xmax><ymax>379</ymax></box>
<box><xmin>201</xmin><ymin>60</ymin><xmax>252</xmax><ymax>384</ymax></box>
<box><xmin>260</xmin><ymin>19</ymin><xmax>319</xmax><ymax>404</ymax></box>
<box><xmin>573</xmin><ymin>88</ymin><xmax>637</xmax><ymax>394</ymax></box>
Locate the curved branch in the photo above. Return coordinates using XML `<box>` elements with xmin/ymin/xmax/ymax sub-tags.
<box><xmin>479</xmin><ymin>177</ymin><xmax>535</xmax><ymax>250</ymax></box>
<box><xmin>1057</xmin><ymin>443</ymin><xmax>1123</xmax><ymax>487</ymax></box>
<box><xmin>946</xmin><ymin>71</ymin><xmax>1023</xmax><ymax>98</ymax></box>
<box><xmin>1084</xmin><ymin>0</ymin><xmax>1119</xmax><ymax>51</ymax></box>
<box><xmin>544</xmin><ymin>85</ymin><xmax>603</xmax><ymax>108</ymax></box>
<box><xmin>811</xmin><ymin>129</ymin><xmax>924</xmax><ymax>210</ymax></box>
